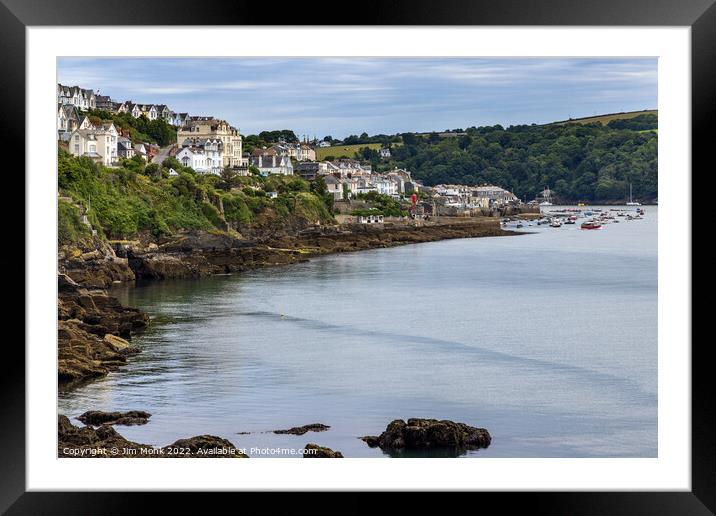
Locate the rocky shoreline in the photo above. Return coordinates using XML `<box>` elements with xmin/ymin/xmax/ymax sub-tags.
<box><xmin>58</xmin><ymin>218</ymin><xmax>511</xmax><ymax>386</ymax></box>
<box><xmin>58</xmin><ymin>415</ymin><xmax>248</xmax><ymax>458</ymax></box>
<box><xmin>57</xmin><ymin>218</ymin><xmax>505</xmax><ymax>457</ymax></box>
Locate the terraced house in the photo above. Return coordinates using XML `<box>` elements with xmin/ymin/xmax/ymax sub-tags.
<box><xmin>57</xmin><ymin>103</ymin><xmax>81</xmax><ymax>140</ymax></box>
<box><xmin>250</xmin><ymin>147</ymin><xmax>293</xmax><ymax>176</ymax></box>
<box><xmin>57</xmin><ymin>83</ymin><xmax>96</xmax><ymax>110</ymax></box>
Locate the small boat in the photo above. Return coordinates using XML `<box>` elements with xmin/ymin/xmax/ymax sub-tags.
<box><xmin>581</xmin><ymin>220</ymin><xmax>602</xmax><ymax>230</ymax></box>
<box><xmin>550</xmin><ymin>219</ymin><xmax>562</xmax><ymax>228</ymax></box>
<box><xmin>565</xmin><ymin>215</ymin><xmax>576</xmax><ymax>224</ymax></box>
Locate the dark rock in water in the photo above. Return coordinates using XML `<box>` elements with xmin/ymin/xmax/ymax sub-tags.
<box><xmin>77</xmin><ymin>410</ymin><xmax>151</xmax><ymax>426</ymax></box>
<box><xmin>274</xmin><ymin>423</ymin><xmax>330</xmax><ymax>435</ymax></box>
<box><xmin>163</xmin><ymin>435</ymin><xmax>248</xmax><ymax>458</ymax></box>
<box><xmin>58</xmin><ymin>415</ymin><xmax>248</xmax><ymax>458</ymax></box>
<box><xmin>58</xmin><ymin>414</ymin><xmax>153</xmax><ymax>457</ymax></box>
<box><xmin>361</xmin><ymin>418</ymin><xmax>491</xmax><ymax>451</ymax></box>
<box><xmin>303</xmin><ymin>443</ymin><xmax>343</xmax><ymax>458</ymax></box>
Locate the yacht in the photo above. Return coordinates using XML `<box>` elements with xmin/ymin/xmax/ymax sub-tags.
<box><xmin>626</xmin><ymin>183</ymin><xmax>641</xmax><ymax>206</ymax></box>
<box><xmin>539</xmin><ymin>187</ymin><xmax>553</xmax><ymax>207</ymax></box>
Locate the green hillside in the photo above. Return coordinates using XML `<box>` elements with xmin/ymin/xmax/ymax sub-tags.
<box><xmin>316</xmin><ymin>143</ymin><xmax>383</xmax><ymax>160</ymax></box>
<box><xmin>57</xmin><ymin>150</ymin><xmax>334</xmax><ymax>245</ymax></box>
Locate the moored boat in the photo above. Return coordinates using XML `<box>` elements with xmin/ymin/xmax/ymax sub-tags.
<box><xmin>581</xmin><ymin>220</ymin><xmax>602</xmax><ymax>230</ymax></box>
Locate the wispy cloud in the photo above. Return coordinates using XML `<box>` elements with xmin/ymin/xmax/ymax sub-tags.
<box><xmin>58</xmin><ymin>57</ymin><xmax>657</xmax><ymax>137</ymax></box>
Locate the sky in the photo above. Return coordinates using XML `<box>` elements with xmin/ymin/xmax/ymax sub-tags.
<box><xmin>58</xmin><ymin>57</ymin><xmax>657</xmax><ymax>139</ymax></box>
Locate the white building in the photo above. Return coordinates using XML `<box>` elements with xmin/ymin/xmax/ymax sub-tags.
<box><xmin>68</xmin><ymin>121</ymin><xmax>118</xmax><ymax>167</ymax></box>
<box><xmin>57</xmin><ymin>84</ymin><xmax>96</xmax><ymax>110</ymax></box>
<box><xmin>179</xmin><ymin>137</ymin><xmax>224</xmax><ymax>174</ymax></box>
<box><xmin>251</xmin><ymin>149</ymin><xmax>294</xmax><ymax>176</ymax></box>
<box><xmin>357</xmin><ymin>214</ymin><xmax>384</xmax><ymax>224</ymax></box>
<box><xmin>57</xmin><ymin>104</ymin><xmax>81</xmax><ymax>140</ymax></box>
<box><xmin>138</xmin><ymin>104</ymin><xmax>158</xmax><ymax>120</ymax></box>
<box><xmin>176</xmin><ymin>147</ymin><xmax>223</xmax><ymax>174</ymax></box>
<box><xmin>373</xmin><ymin>175</ymin><xmax>399</xmax><ymax>197</ymax></box>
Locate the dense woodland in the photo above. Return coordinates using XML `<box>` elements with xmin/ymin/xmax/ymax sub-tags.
<box><xmin>359</xmin><ymin>114</ymin><xmax>658</xmax><ymax>203</ymax></box>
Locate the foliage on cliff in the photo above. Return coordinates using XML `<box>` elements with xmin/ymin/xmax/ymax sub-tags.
<box><xmin>57</xmin><ymin>150</ymin><xmax>334</xmax><ymax>244</ymax></box>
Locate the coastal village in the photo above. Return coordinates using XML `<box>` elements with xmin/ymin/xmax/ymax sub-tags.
<box><xmin>57</xmin><ymin>83</ymin><xmax>526</xmax><ymax>222</ymax></box>
<box><xmin>55</xmin><ymin>73</ymin><xmax>655</xmax><ymax>460</ymax></box>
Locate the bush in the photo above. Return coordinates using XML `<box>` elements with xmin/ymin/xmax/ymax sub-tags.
<box><xmin>58</xmin><ymin>200</ymin><xmax>92</xmax><ymax>245</ymax></box>
<box><xmin>201</xmin><ymin>202</ymin><xmax>223</xmax><ymax>227</ymax></box>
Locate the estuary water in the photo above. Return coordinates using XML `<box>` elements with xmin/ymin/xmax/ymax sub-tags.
<box><xmin>58</xmin><ymin>206</ymin><xmax>658</xmax><ymax>458</ymax></box>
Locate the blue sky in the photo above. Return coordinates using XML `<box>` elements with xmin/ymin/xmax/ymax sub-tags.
<box><xmin>58</xmin><ymin>57</ymin><xmax>657</xmax><ymax>138</ymax></box>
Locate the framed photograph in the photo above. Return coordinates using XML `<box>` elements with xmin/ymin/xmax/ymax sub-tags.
<box><xmin>7</xmin><ymin>0</ymin><xmax>709</xmax><ymax>511</ymax></box>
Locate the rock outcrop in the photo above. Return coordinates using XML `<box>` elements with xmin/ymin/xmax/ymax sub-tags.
<box><xmin>77</xmin><ymin>410</ymin><xmax>151</xmax><ymax>426</ymax></box>
<box><xmin>116</xmin><ymin>221</ymin><xmax>509</xmax><ymax>281</ymax></box>
<box><xmin>59</xmin><ymin>240</ymin><xmax>135</xmax><ymax>289</ymax></box>
<box><xmin>274</xmin><ymin>423</ymin><xmax>330</xmax><ymax>435</ymax></box>
<box><xmin>58</xmin><ymin>274</ymin><xmax>148</xmax><ymax>385</ymax></box>
<box><xmin>303</xmin><ymin>444</ymin><xmax>343</xmax><ymax>458</ymax></box>
<box><xmin>58</xmin><ymin>415</ymin><xmax>153</xmax><ymax>457</ymax></box>
<box><xmin>58</xmin><ymin>415</ymin><xmax>248</xmax><ymax>458</ymax></box>
<box><xmin>163</xmin><ymin>435</ymin><xmax>248</xmax><ymax>458</ymax></box>
<box><xmin>361</xmin><ymin>418</ymin><xmax>491</xmax><ymax>451</ymax></box>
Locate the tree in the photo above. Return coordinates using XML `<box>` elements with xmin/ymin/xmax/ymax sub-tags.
<box><xmin>144</xmin><ymin>163</ymin><xmax>161</xmax><ymax>180</ymax></box>
<box><xmin>401</xmin><ymin>133</ymin><xmax>417</xmax><ymax>145</ymax></box>
<box><xmin>218</xmin><ymin>167</ymin><xmax>239</xmax><ymax>190</ymax></box>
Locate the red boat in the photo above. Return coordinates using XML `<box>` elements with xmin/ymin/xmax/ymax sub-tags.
<box><xmin>581</xmin><ymin>221</ymin><xmax>602</xmax><ymax>230</ymax></box>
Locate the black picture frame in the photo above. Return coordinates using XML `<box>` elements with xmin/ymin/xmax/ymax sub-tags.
<box><xmin>4</xmin><ymin>0</ymin><xmax>708</xmax><ymax>512</ymax></box>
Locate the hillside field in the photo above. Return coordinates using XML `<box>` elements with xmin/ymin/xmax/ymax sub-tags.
<box><xmin>316</xmin><ymin>143</ymin><xmax>383</xmax><ymax>160</ymax></box>
<box><xmin>551</xmin><ymin>109</ymin><xmax>658</xmax><ymax>126</ymax></box>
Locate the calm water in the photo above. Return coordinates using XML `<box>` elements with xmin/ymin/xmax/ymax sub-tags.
<box><xmin>59</xmin><ymin>206</ymin><xmax>657</xmax><ymax>458</ymax></box>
